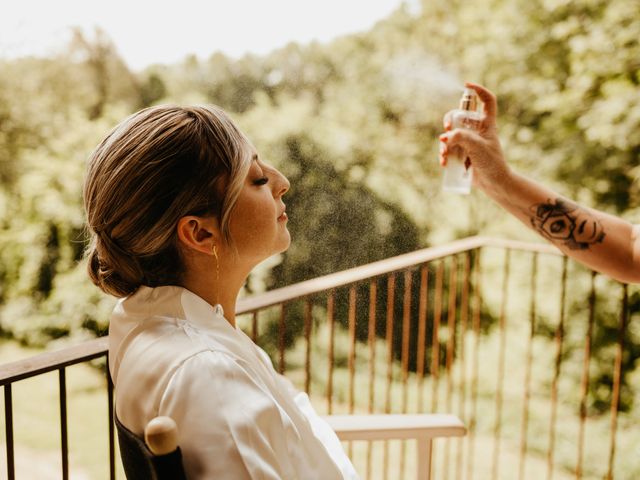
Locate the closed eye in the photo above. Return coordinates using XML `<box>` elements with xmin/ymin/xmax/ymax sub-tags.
<box><xmin>253</xmin><ymin>176</ymin><xmax>269</xmax><ymax>186</ymax></box>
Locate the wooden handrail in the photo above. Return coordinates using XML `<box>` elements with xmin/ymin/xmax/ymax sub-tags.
<box><xmin>236</xmin><ymin>236</ymin><xmax>485</xmax><ymax>313</ymax></box>
<box><xmin>236</xmin><ymin>236</ymin><xmax>561</xmax><ymax>313</ymax></box>
<box><xmin>0</xmin><ymin>337</ymin><xmax>108</xmax><ymax>386</ymax></box>
<box><xmin>0</xmin><ymin>237</ymin><xmax>560</xmax><ymax>386</ymax></box>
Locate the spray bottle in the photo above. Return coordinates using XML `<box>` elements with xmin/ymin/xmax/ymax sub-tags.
<box><xmin>442</xmin><ymin>88</ymin><xmax>483</xmax><ymax>194</ymax></box>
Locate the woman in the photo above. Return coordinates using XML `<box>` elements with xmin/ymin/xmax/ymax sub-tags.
<box><xmin>84</xmin><ymin>105</ymin><xmax>358</xmax><ymax>479</ymax></box>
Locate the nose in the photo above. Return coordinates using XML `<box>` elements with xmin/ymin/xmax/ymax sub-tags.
<box><xmin>274</xmin><ymin>169</ymin><xmax>290</xmax><ymax>197</ymax></box>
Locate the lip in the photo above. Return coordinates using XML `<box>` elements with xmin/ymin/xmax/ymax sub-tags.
<box><xmin>277</xmin><ymin>206</ymin><xmax>287</xmax><ymax>221</ymax></box>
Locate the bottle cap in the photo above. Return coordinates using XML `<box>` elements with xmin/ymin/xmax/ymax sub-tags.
<box><xmin>459</xmin><ymin>88</ymin><xmax>478</xmax><ymax>111</ymax></box>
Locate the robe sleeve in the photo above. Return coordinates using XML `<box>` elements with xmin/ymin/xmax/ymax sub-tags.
<box><xmin>158</xmin><ymin>350</ymin><xmax>297</xmax><ymax>480</ymax></box>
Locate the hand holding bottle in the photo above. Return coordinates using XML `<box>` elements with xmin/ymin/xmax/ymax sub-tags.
<box><xmin>439</xmin><ymin>83</ymin><xmax>511</xmax><ymax>196</ymax></box>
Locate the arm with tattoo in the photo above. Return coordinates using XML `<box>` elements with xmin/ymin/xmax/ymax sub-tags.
<box><xmin>439</xmin><ymin>83</ymin><xmax>640</xmax><ymax>283</ymax></box>
<box><xmin>488</xmin><ymin>172</ymin><xmax>640</xmax><ymax>283</ymax></box>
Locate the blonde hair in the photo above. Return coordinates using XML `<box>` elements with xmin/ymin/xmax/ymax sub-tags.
<box><xmin>83</xmin><ymin>105</ymin><xmax>251</xmax><ymax>297</ymax></box>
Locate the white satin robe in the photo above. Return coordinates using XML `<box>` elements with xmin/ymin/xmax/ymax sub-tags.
<box><xmin>109</xmin><ymin>285</ymin><xmax>358</xmax><ymax>479</ymax></box>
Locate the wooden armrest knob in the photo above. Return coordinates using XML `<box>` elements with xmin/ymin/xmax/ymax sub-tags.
<box><xmin>144</xmin><ymin>416</ymin><xmax>179</xmax><ymax>455</ymax></box>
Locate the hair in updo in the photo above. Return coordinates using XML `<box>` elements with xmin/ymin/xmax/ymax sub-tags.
<box><xmin>83</xmin><ymin>105</ymin><xmax>252</xmax><ymax>297</ymax></box>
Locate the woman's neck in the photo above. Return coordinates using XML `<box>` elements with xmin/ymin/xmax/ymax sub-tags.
<box><xmin>180</xmin><ymin>264</ymin><xmax>250</xmax><ymax>327</ymax></box>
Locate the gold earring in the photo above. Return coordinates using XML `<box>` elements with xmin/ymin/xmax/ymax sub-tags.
<box><xmin>212</xmin><ymin>244</ymin><xmax>220</xmax><ymax>306</ymax></box>
<box><xmin>212</xmin><ymin>245</ymin><xmax>219</xmax><ymax>282</ymax></box>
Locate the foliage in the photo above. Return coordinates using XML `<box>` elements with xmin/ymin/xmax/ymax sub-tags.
<box><xmin>0</xmin><ymin>0</ymin><xmax>638</xmax><ymax>414</ymax></box>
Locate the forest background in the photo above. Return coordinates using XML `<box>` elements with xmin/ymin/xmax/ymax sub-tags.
<box><xmin>0</xmin><ymin>0</ymin><xmax>639</xmax><ymax>416</ymax></box>
<box><xmin>1</xmin><ymin>0</ymin><xmax>640</xmax><ymax>476</ymax></box>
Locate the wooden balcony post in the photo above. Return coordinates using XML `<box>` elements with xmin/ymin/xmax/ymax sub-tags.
<box><xmin>416</xmin><ymin>436</ymin><xmax>432</xmax><ymax>480</ymax></box>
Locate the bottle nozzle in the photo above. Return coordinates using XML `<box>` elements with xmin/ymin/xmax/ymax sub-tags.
<box><xmin>459</xmin><ymin>88</ymin><xmax>478</xmax><ymax>111</ymax></box>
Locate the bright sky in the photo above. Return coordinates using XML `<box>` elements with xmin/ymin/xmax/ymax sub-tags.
<box><xmin>1</xmin><ymin>0</ymin><xmax>411</xmax><ymax>70</ymax></box>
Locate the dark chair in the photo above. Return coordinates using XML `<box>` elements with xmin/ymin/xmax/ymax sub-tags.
<box><xmin>115</xmin><ymin>414</ymin><xmax>187</xmax><ymax>480</ymax></box>
<box><xmin>115</xmin><ymin>412</ymin><xmax>466</xmax><ymax>480</ymax></box>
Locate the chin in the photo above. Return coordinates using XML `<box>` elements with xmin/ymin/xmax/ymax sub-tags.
<box><xmin>279</xmin><ymin>237</ymin><xmax>291</xmax><ymax>253</ymax></box>
<box><xmin>280</xmin><ymin>229</ymin><xmax>291</xmax><ymax>250</ymax></box>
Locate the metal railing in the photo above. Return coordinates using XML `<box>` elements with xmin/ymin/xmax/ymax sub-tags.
<box><xmin>0</xmin><ymin>236</ymin><xmax>636</xmax><ymax>479</ymax></box>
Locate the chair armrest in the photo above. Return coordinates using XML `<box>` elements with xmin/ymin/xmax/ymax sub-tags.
<box><xmin>324</xmin><ymin>414</ymin><xmax>466</xmax><ymax>442</ymax></box>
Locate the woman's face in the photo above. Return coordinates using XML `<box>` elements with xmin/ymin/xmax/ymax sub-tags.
<box><xmin>227</xmin><ymin>150</ymin><xmax>291</xmax><ymax>265</ymax></box>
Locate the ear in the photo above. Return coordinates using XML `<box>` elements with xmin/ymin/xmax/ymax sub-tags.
<box><xmin>176</xmin><ymin>216</ymin><xmax>219</xmax><ymax>255</ymax></box>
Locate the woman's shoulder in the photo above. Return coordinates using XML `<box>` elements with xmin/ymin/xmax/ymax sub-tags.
<box><xmin>113</xmin><ymin>325</ymin><xmax>244</xmax><ymax>432</ymax></box>
<box><xmin>160</xmin><ymin>350</ymin><xmax>284</xmax><ymax>420</ymax></box>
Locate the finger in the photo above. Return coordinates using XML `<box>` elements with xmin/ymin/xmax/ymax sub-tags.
<box><xmin>464</xmin><ymin>82</ymin><xmax>497</xmax><ymax>122</ymax></box>
<box><xmin>439</xmin><ymin>140</ymin><xmax>448</xmax><ymax>166</ymax></box>
<box><xmin>442</xmin><ymin>111</ymin><xmax>454</xmax><ymax>130</ymax></box>
<box><xmin>439</xmin><ymin>141</ymin><xmax>447</xmax><ymax>165</ymax></box>
<box><xmin>440</xmin><ymin>128</ymin><xmax>485</xmax><ymax>154</ymax></box>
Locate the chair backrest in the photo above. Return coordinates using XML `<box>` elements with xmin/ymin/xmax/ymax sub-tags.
<box><xmin>115</xmin><ymin>414</ymin><xmax>187</xmax><ymax>480</ymax></box>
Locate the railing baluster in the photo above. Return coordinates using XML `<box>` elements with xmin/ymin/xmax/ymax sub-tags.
<box><xmin>416</xmin><ymin>264</ymin><xmax>429</xmax><ymax>413</ymax></box>
<box><xmin>426</xmin><ymin>262</ymin><xmax>444</xmax><ymax>480</ymax></box>
<box><xmin>279</xmin><ymin>303</ymin><xmax>287</xmax><ymax>374</ymax></box>
<box><xmin>4</xmin><ymin>384</ymin><xmax>15</xmax><ymax>480</ymax></box>
<box><xmin>366</xmin><ymin>279</ymin><xmax>378</xmax><ymax>480</ymax></box>
<box><xmin>519</xmin><ymin>252</ymin><xmax>538</xmax><ymax>480</ymax></box>
<box><xmin>385</xmin><ymin>273</ymin><xmax>397</xmax><ymax>414</ymax></box>
<box><xmin>432</xmin><ymin>261</ymin><xmax>444</xmax><ymax>412</ymax></box>
<box><xmin>327</xmin><ymin>290</ymin><xmax>336</xmax><ymax>414</ymax></box>
<box><xmin>467</xmin><ymin>248</ymin><xmax>482</xmax><ymax>480</ymax></box>
<box><xmin>348</xmin><ymin>285</ymin><xmax>357</xmax><ymax>415</ymax></box>
<box><xmin>492</xmin><ymin>249</ymin><xmax>511</xmax><ymax>480</ymax></box>
<box><xmin>399</xmin><ymin>269</ymin><xmax>412</xmax><ymax>480</ymax></box>
<box><xmin>607</xmin><ymin>283</ymin><xmax>628</xmax><ymax>480</ymax></box>
<box><xmin>348</xmin><ymin>285</ymin><xmax>357</xmax><ymax>460</ymax></box>
<box><xmin>304</xmin><ymin>300</ymin><xmax>313</xmax><ymax>395</ymax></box>
<box><xmin>445</xmin><ymin>256</ymin><xmax>458</xmax><ymax>478</ymax></box>
<box><xmin>456</xmin><ymin>253</ymin><xmax>471</xmax><ymax>480</ymax></box>
<box><xmin>446</xmin><ymin>257</ymin><xmax>458</xmax><ymax>406</ymax></box>
<box><xmin>547</xmin><ymin>256</ymin><xmax>568</xmax><ymax>480</ymax></box>
<box><xmin>401</xmin><ymin>270</ymin><xmax>412</xmax><ymax>414</ymax></box>
<box><xmin>59</xmin><ymin>368</ymin><xmax>69</xmax><ymax>480</ymax></box>
<box><xmin>107</xmin><ymin>362</ymin><xmax>115</xmax><ymax>480</ymax></box>
<box><xmin>252</xmin><ymin>311</ymin><xmax>258</xmax><ymax>343</ymax></box>
<box><xmin>383</xmin><ymin>273</ymin><xmax>396</xmax><ymax>480</ymax></box>
<box><xmin>576</xmin><ymin>271</ymin><xmax>596</xmax><ymax>480</ymax></box>
<box><xmin>368</xmin><ymin>279</ymin><xmax>378</xmax><ymax>414</ymax></box>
